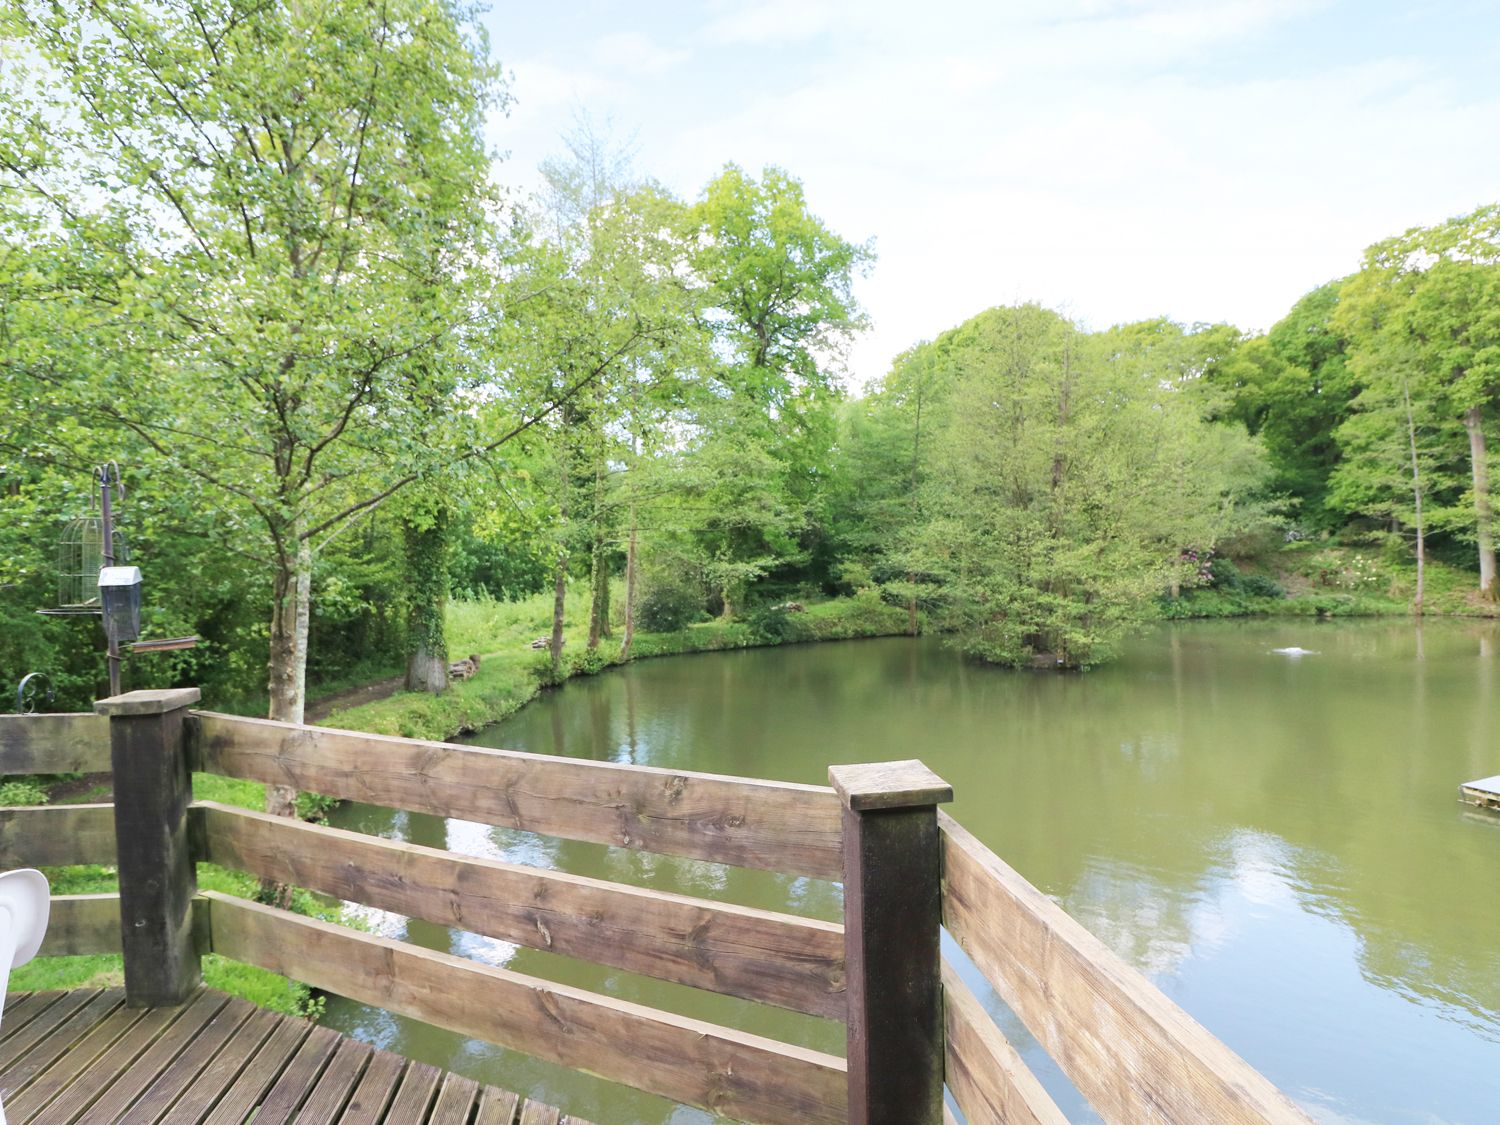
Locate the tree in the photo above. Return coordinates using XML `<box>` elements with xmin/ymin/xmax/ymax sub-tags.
<box><xmin>1337</xmin><ymin>205</ymin><xmax>1500</xmax><ymax>598</ymax></box>
<box><xmin>511</xmin><ymin>150</ymin><xmax>695</xmax><ymax>674</ymax></box>
<box><xmin>675</xmin><ymin>165</ymin><xmax>873</xmax><ymax>606</ymax></box>
<box><xmin>823</xmin><ymin>340</ymin><xmax>959</xmax><ymax>630</ymax></box>
<box><xmin>906</xmin><ymin>305</ymin><xmax>1266</xmax><ymax>668</ymax></box>
<box><xmin>1329</xmin><ymin>343</ymin><xmax>1465</xmax><ymax>613</ymax></box>
<box><xmin>0</xmin><ymin>1</ymin><xmax>508</xmax><ymax>825</ymax></box>
<box><xmin>400</xmin><ymin>493</ymin><xmax>454</xmax><ymax>693</ymax></box>
<box><xmin>1207</xmin><ymin>283</ymin><xmax>1358</xmax><ymax>531</ymax></box>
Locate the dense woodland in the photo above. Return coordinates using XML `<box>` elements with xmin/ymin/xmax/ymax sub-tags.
<box><xmin>3</xmin><ymin>1</ymin><xmax>1499</xmax><ymax>719</ymax></box>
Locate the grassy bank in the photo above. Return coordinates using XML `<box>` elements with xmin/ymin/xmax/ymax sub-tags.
<box><xmin>1163</xmin><ymin>541</ymin><xmax>1498</xmax><ymax>620</ymax></box>
<box><xmin>325</xmin><ymin>588</ymin><xmax>917</xmax><ymax>742</ymax></box>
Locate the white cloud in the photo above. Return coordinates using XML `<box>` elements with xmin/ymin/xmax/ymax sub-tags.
<box><xmin>587</xmin><ymin>31</ymin><xmax>689</xmax><ymax>77</ymax></box>
<box><xmin>491</xmin><ymin>2</ymin><xmax>1500</xmax><ymax>389</ymax></box>
<box><xmin>700</xmin><ymin>0</ymin><xmax>838</xmax><ymax>46</ymax></box>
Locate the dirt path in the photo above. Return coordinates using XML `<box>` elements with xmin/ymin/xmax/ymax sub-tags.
<box><xmin>306</xmin><ymin>674</ymin><xmax>406</xmax><ymax>723</ymax></box>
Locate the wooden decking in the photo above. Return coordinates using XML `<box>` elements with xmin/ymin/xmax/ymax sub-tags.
<box><xmin>1460</xmin><ymin>774</ymin><xmax>1500</xmax><ymax>811</ymax></box>
<box><xmin>0</xmin><ymin>988</ymin><xmax>592</xmax><ymax>1125</ymax></box>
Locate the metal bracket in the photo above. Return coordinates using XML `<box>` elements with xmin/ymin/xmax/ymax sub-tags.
<box><xmin>16</xmin><ymin>672</ymin><xmax>55</xmax><ymax>715</ymax></box>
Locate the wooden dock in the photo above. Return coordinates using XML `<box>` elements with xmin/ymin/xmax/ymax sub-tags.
<box><xmin>0</xmin><ymin>987</ymin><xmax>591</xmax><ymax>1124</ymax></box>
<box><xmin>1460</xmin><ymin>774</ymin><xmax>1500</xmax><ymax>811</ymax></box>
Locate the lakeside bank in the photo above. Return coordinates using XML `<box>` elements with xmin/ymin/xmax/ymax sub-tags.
<box><xmin>323</xmin><ymin>590</ymin><xmax>918</xmax><ymax>743</ymax></box>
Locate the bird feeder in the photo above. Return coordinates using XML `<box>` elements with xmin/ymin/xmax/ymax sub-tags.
<box><xmin>35</xmin><ymin>463</ymin><xmax>133</xmax><ymax>697</ymax></box>
<box><xmin>98</xmin><ymin>566</ymin><xmax>142</xmax><ymax>644</ymax></box>
<box><xmin>46</xmin><ymin>471</ymin><xmax>127</xmax><ymax>615</ymax></box>
<box><xmin>53</xmin><ymin>516</ymin><xmax>107</xmax><ymax>613</ymax></box>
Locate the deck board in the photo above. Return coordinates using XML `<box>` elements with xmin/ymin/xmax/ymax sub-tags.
<box><xmin>1461</xmin><ymin>774</ymin><xmax>1500</xmax><ymax>810</ymax></box>
<box><xmin>292</xmin><ymin>1036</ymin><xmax>374</xmax><ymax>1123</ymax></box>
<box><xmin>335</xmin><ymin>1049</ymin><xmax>406</xmax><ymax>1125</ymax></box>
<box><xmin>0</xmin><ymin>991</ymin><xmax>61</xmax><ymax>1035</ymax></box>
<box><xmin>0</xmin><ymin>988</ymin><xmax>110</xmax><ymax>1075</ymax></box>
<box><xmin>0</xmin><ymin>990</ymin><xmax>593</xmax><ymax>1125</ymax></box>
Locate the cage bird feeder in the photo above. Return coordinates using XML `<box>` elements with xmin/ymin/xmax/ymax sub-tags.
<box><xmin>98</xmin><ymin>566</ymin><xmax>143</xmax><ymax>644</ymax></box>
<box><xmin>52</xmin><ymin>515</ymin><xmax>107</xmax><ymax>614</ymax></box>
<box><xmin>35</xmin><ymin>463</ymin><xmax>136</xmax><ymax>697</ymax></box>
<box><xmin>46</xmin><ymin>493</ymin><xmax>127</xmax><ymax>615</ymax></box>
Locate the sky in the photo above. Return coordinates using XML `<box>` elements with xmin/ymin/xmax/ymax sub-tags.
<box><xmin>478</xmin><ymin>1</ymin><xmax>1500</xmax><ymax>390</ymax></box>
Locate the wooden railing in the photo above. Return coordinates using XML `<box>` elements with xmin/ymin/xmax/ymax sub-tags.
<box><xmin>0</xmin><ymin>712</ymin><xmax>121</xmax><ymax>960</ymax></box>
<box><xmin>940</xmin><ymin>814</ymin><xmax>1309</xmax><ymax>1124</ymax></box>
<box><xmin>0</xmin><ymin>691</ymin><xmax>1312</xmax><ymax>1124</ymax></box>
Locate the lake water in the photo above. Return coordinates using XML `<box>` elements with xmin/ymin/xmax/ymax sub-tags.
<box><xmin>323</xmin><ymin>621</ymin><xmax>1500</xmax><ymax>1123</ymax></box>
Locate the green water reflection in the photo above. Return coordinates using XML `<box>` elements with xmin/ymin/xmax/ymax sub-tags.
<box><xmin>322</xmin><ymin>621</ymin><xmax>1500</xmax><ymax>1123</ymax></box>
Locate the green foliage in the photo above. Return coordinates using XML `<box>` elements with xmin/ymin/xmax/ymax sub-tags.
<box><xmin>744</xmin><ymin>605</ymin><xmax>799</xmax><ymax>644</ymax></box>
<box><xmin>857</xmin><ymin>305</ymin><xmax>1269</xmax><ymax>668</ymax></box>
<box><xmin>637</xmin><ymin>566</ymin><xmax>706</xmax><ymax>632</ymax></box>
<box><xmin>1332</xmin><ymin>204</ymin><xmax>1500</xmax><ymax>595</ymax></box>
<box><xmin>294</xmin><ymin>792</ymin><xmax>341</xmax><ymax>824</ymax></box>
<box><xmin>567</xmin><ymin>649</ymin><xmax>611</xmax><ymax>677</ymax></box>
<box><xmin>0</xmin><ymin>0</ymin><xmax>506</xmax><ymax>723</ymax></box>
<box><xmin>1241</xmin><ymin>573</ymin><xmax>1286</xmax><ymax>599</ymax></box>
<box><xmin>0</xmin><ymin>779</ymin><xmax>47</xmax><ymax>805</ymax></box>
<box><xmin>1209</xmin><ymin>283</ymin><xmax>1359</xmax><ymax>529</ymax></box>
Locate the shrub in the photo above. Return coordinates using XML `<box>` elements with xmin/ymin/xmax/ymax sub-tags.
<box><xmin>637</xmin><ymin>568</ymin><xmax>705</xmax><ymax>632</ymax></box>
<box><xmin>0</xmin><ymin>779</ymin><xmax>48</xmax><ymax>806</ymax></box>
<box><xmin>527</xmin><ymin>651</ymin><xmax>563</xmax><ymax>687</ymax></box>
<box><xmin>1241</xmin><ymin>574</ymin><xmax>1285</xmax><ymax>599</ymax></box>
<box><xmin>744</xmin><ymin>605</ymin><xmax>797</xmax><ymax>644</ymax></box>
<box><xmin>1207</xmin><ymin>556</ymin><xmax>1243</xmax><ymax>592</ymax></box>
<box><xmin>567</xmin><ymin>649</ymin><xmax>611</xmax><ymax>677</ymax></box>
<box><xmin>294</xmin><ymin>792</ymin><xmax>341</xmax><ymax>823</ymax></box>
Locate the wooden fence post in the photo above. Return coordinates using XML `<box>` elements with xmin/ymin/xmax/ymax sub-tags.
<box><xmin>95</xmin><ymin>687</ymin><xmax>202</xmax><ymax>1007</ymax></box>
<box><xmin>829</xmin><ymin>759</ymin><xmax>953</xmax><ymax>1125</ymax></box>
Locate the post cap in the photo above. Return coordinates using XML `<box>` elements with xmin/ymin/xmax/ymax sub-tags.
<box><xmin>94</xmin><ymin>688</ymin><xmax>201</xmax><ymax>717</ymax></box>
<box><xmin>829</xmin><ymin>760</ymin><xmax>953</xmax><ymax>811</ymax></box>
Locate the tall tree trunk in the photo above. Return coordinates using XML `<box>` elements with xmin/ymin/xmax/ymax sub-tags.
<box><xmin>263</xmin><ymin>530</ymin><xmax>310</xmax><ymax>906</ymax></box>
<box><xmin>1463</xmin><ymin>404</ymin><xmax>1497</xmax><ymax>599</ymax></box>
<box><xmin>619</xmin><ymin>502</ymin><xmax>638</xmax><ymax>660</ymax></box>
<box><xmin>1403</xmin><ymin>378</ymin><xmax>1425</xmax><ymax>616</ymax></box>
<box><xmin>403</xmin><ymin>508</ymin><xmax>450</xmax><ymax>693</ymax></box>
<box><xmin>266</xmin><ymin>536</ymin><xmax>311</xmax><ymax>728</ymax></box>
<box><xmin>587</xmin><ymin>455</ymin><xmax>610</xmax><ymax>648</ymax></box>
<box><xmin>550</xmin><ymin>421</ymin><xmax>573</xmax><ymax>676</ymax></box>
<box><xmin>588</xmin><ymin>540</ymin><xmax>610</xmax><ymax>649</ymax></box>
<box><xmin>549</xmin><ymin>549</ymin><xmax>568</xmax><ymax>677</ymax></box>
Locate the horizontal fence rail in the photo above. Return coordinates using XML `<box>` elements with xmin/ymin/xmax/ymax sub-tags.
<box><xmin>202</xmin><ymin>891</ymin><xmax>849</xmax><ymax>1125</ymax></box>
<box><xmin>941</xmin><ymin>959</ymin><xmax>1065</xmax><ymax>1125</ymax></box>
<box><xmin>0</xmin><ymin>714</ymin><xmax>109</xmax><ymax>775</ymax></box>
<box><xmin>939</xmin><ymin>811</ymin><xmax>1310</xmax><ymax>1124</ymax></box>
<box><xmin>192</xmin><ymin>801</ymin><xmax>848</xmax><ymax>1020</ymax></box>
<box><xmin>189</xmin><ymin>712</ymin><xmax>845</xmax><ymax>878</ymax></box>
<box><xmin>40</xmin><ymin>894</ymin><xmax>122</xmax><ymax>957</ymax></box>
<box><xmin>0</xmin><ymin>803</ymin><xmax>117</xmax><ymax>867</ymax></box>
<box><xmin>0</xmin><ymin>713</ymin><xmax>122</xmax><ymax>964</ymax></box>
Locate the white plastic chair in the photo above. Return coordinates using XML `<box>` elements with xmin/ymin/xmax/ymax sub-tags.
<box><xmin>0</xmin><ymin>870</ymin><xmax>50</xmax><ymax>1125</ymax></box>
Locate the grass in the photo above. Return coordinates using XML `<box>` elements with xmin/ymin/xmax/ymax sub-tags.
<box><xmin>9</xmin><ymin>770</ymin><xmax>331</xmax><ymax>1016</ymax></box>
